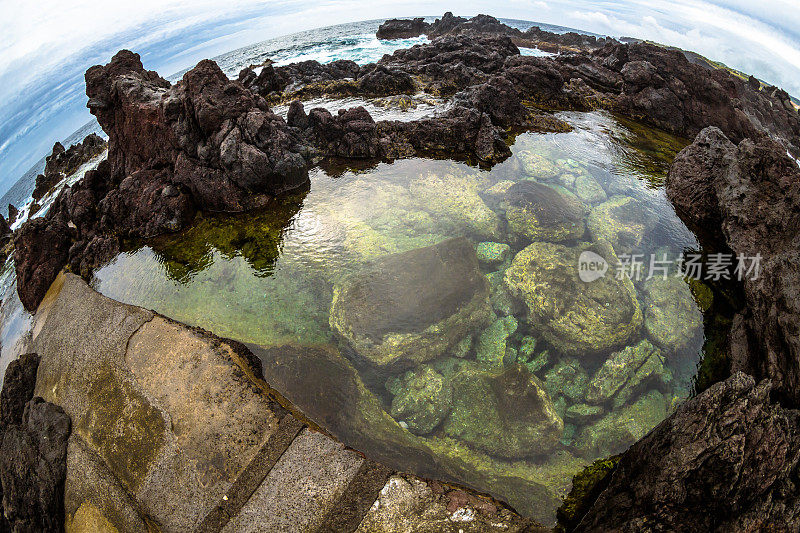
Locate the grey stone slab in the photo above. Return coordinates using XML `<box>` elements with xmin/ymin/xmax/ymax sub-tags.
<box><xmin>222</xmin><ymin>428</ymin><xmax>364</xmax><ymax>533</ymax></box>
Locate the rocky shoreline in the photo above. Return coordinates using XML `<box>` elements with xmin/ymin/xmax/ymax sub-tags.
<box><xmin>2</xmin><ymin>12</ymin><xmax>800</xmax><ymax>532</ymax></box>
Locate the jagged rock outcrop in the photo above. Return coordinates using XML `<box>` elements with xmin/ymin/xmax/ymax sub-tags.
<box><xmin>0</xmin><ymin>213</ymin><xmax>11</xmax><ymax>240</ymax></box>
<box><xmin>14</xmin><ymin>50</ymin><xmax>311</xmax><ymax>311</ymax></box>
<box><xmin>380</xmin><ymin>33</ymin><xmax>520</xmax><ymax>94</ymax></box>
<box><xmin>85</xmin><ymin>51</ymin><xmax>309</xmax><ymax>209</ymax></box>
<box><xmin>239</xmin><ymin>59</ymin><xmax>361</xmax><ymax>97</ymax></box>
<box><xmin>378</xmin><ymin>12</ymin><xmax>610</xmax><ymax>51</ymax></box>
<box><xmin>575</xmin><ymin>373</ymin><xmax>800</xmax><ymax>531</ymax></box>
<box><xmin>502</xmin><ymin>41</ymin><xmax>800</xmax><ymax>153</ymax></box>
<box><xmin>13</xmin><ymin>217</ymin><xmax>71</xmax><ymax>311</ymax></box>
<box><xmin>32</xmin><ymin>133</ymin><xmax>106</xmax><ymax>201</ymax></box>
<box><xmin>7</xmin><ymin>204</ymin><xmax>18</xmax><ymax>225</ymax></box>
<box><xmin>376</xmin><ymin>17</ymin><xmax>428</xmax><ymax>40</ymax></box>
<box><xmin>0</xmin><ymin>353</ymin><xmax>71</xmax><ymax>533</ymax></box>
<box><xmin>666</xmin><ymin>127</ymin><xmax>800</xmax><ymax>406</ymax></box>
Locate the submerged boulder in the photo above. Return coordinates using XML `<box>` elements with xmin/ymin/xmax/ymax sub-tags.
<box><xmin>543</xmin><ymin>357</ymin><xmax>590</xmax><ymax>403</ymax></box>
<box><xmin>475</xmin><ymin>315</ymin><xmax>519</xmax><ymax>370</ymax></box>
<box><xmin>443</xmin><ymin>365</ymin><xmax>563</xmax><ymax>459</ymax></box>
<box><xmin>388</xmin><ymin>366</ymin><xmax>452</xmax><ymax>435</ymax></box>
<box><xmin>408</xmin><ymin>171</ymin><xmax>501</xmax><ymax>239</ymax></box>
<box><xmin>585</xmin><ymin>340</ymin><xmax>671</xmax><ymax>407</ymax></box>
<box><xmin>517</xmin><ymin>151</ymin><xmax>560</xmax><ymax>179</ymax></box>
<box><xmin>504</xmin><ymin>241</ymin><xmax>642</xmax><ymax>355</ymax></box>
<box><xmin>572</xmin><ymin>389</ymin><xmax>668</xmax><ymax>459</ymax></box>
<box><xmin>641</xmin><ymin>276</ymin><xmax>703</xmax><ymax>353</ymax></box>
<box><xmin>504</xmin><ymin>181</ymin><xmax>587</xmax><ymax>243</ymax></box>
<box><xmin>587</xmin><ymin>196</ymin><xmax>648</xmax><ymax>255</ymax></box>
<box><xmin>330</xmin><ymin>237</ymin><xmax>492</xmax><ymax>366</ymax></box>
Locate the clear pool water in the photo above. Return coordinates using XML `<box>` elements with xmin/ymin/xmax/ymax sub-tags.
<box><xmin>92</xmin><ymin>110</ymin><xmax>714</xmax><ymax>524</ymax></box>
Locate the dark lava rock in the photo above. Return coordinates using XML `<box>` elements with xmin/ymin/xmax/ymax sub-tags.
<box><xmin>13</xmin><ymin>217</ymin><xmax>71</xmax><ymax>312</ymax></box>
<box><xmin>0</xmin><ymin>353</ymin><xmax>40</xmax><ymax>431</ymax></box>
<box><xmin>7</xmin><ymin>204</ymin><xmax>18</xmax><ymax>225</ymax></box>
<box><xmin>289</xmin><ymin>99</ymin><xmax>522</xmax><ymax>164</ymax></box>
<box><xmin>575</xmin><ymin>373</ymin><xmax>800</xmax><ymax>531</ymax></box>
<box><xmin>357</xmin><ymin>64</ymin><xmax>416</xmax><ymax>96</ymax></box>
<box><xmin>376</xmin><ymin>17</ymin><xmax>428</xmax><ymax>40</ymax></box>
<box><xmin>85</xmin><ymin>51</ymin><xmax>309</xmax><ymax>208</ymax></box>
<box><xmin>380</xmin><ymin>33</ymin><xmax>521</xmax><ymax>94</ymax></box>
<box><xmin>666</xmin><ymin>127</ymin><xmax>800</xmax><ymax>406</ymax></box>
<box><xmin>0</xmin><ymin>214</ymin><xmax>10</xmax><ymax>240</ymax></box>
<box><xmin>14</xmin><ymin>49</ymin><xmax>311</xmax><ymax>311</ymax></box>
<box><xmin>426</xmin><ymin>12</ymin><xmax>468</xmax><ymax>36</ymax></box>
<box><xmin>240</xmin><ymin>59</ymin><xmax>361</xmax><ymax>97</ymax></box>
<box><xmin>305</xmin><ymin>106</ymin><xmax>383</xmax><ymax>159</ymax></box>
<box><xmin>0</xmin><ymin>398</ymin><xmax>71</xmax><ymax>533</ymax></box>
<box><xmin>32</xmin><ymin>134</ymin><xmax>106</xmax><ymax>201</ymax></box>
<box><xmin>0</xmin><ymin>353</ymin><xmax>70</xmax><ymax>533</ymax></box>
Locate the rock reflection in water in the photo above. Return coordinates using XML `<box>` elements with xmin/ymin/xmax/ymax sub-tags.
<box><xmin>92</xmin><ymin>111</ymin><xmax>713</xmax><ymax>525</ymax></box>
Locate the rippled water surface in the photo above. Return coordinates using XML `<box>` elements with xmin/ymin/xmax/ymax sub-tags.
<box><xmin>92</xmin><ymin>110</ymin><xmax>721</xmax><ymax>523</ymax></box>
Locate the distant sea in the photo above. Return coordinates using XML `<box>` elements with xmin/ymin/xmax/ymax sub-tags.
<box><xmin>0</xmin><ymin>17</ymin><xmax>595</xmax><ymax>219</ymax></box>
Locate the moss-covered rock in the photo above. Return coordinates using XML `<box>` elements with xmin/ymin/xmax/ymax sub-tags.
<box><xmin>504</xmin><ymin>181</ymin><xmax>587</xmax><ymax>243</ymax></box>
<box><xmin>504</xmin><ymin>241</ymin><xmax>642</xmax><ymax>355</ymax></box>
<box><xmin>565</xmin><ymin>403</ymin><xmax>605</xmax><ymax>424</ymax></box>
<box><xmin>586</xmin><ymin>340</ymin><xmax>663</xmax><ymax>404</ymax></box>
<box><xmin>476</xmin><ymin>242</ymin><xmax>512</xmax><ymax>264</ymax></box>
<box><xmin>572</xmin><ymin>390</ymin><xmax>668</xmax><ymax>458</ymax></box>
<box><xmin>573</xmin><ymin>174</ymin><xmax>608</xmax><ymax>205</ymax></box>
<box><xmin>641</xmin><ymin>276</ymin><xmax>704</xmax><ymax>353</ymax></box>
<box><xmin>388</xmin><ymin>366</ymin><xmax>453</xmax><ymax>435</ymax></box>
<box><xmin>485</xmin><ymin>269</ymin><xmax>521</xmax><ymax>317</ymax></box>
<box><xmin>587</xmin><ymin>196</ymin><xmax>648</xmax><ymax>255</ymax></box>
<box><xmin>476</xmin><ymin>316</ymin><xmax>519</xmax><ymax>370</ymax></box>
<box><xmin>556</xmin><ymin>455</ymin><xmax>620</xmax><ymax>531</ymax></box>
<box><xmin>408</xmin><ymin>171</ymin><xmax>501</xmax><ymax>239</ymax></box>
<box><xmin>330</xmin><ymin>237</ymin><xmax>493</xmax><ymax>366</ymax></box>
<box><xmin>444</xmin><ymin>365</ymin><xmax>564</xmax><ymax>459</ymax></box>
<box><xmin>543</xmin><ymin>357</ymin><xmax>589</xmax><ymax>403</ymax></box>
<box><xmin>483</xmin><ymin>179</ymin><xmax>516</xmax><ymax>198</ymax></box>
<box><xmin>517</xmin><ymin>150</ymin><xmax>560</xmax><ymax>179</ymax></box>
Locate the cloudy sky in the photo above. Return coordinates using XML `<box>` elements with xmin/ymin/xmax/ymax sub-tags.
<box><xmin>1</xmin><ymin>0</ymin><xmax>799</xmax><ymax>196</ymax></box>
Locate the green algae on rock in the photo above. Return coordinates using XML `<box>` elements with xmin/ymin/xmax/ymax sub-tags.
<box><xmin>443</xmin><ymin>364</ymin><xmax>564</xmax><ymax>459</ymax></box>
<box><xmin>408</xmin><ymin>171</ymin><xmax>501</xmax><ymax>239</ymax></box>
<box><xmin>330</xmin><ymin>238</ymin><xmax>492</xmax><ymax>366</ymax></box>
<box><xmin>476</xmin><ymin>316</ymin><xmax>519</xmax><ymax>370</ymax></box>
<box><xmin>587</xmin><ymin>196</ymin><xmax>648</xmax><ymax>255</ymax></box>
<box><xmin>641</xmin><ymin>276</ymin><xmax>704</xmax><ymax>353</ymax></box>
<box><xmin>543</xmin><ymin>357</ymin><xmax>590</xmax><ymax>403</ymax></box>
<box><xmin>556</xmin><ymin>454</ymin><xmax>620</xmax><ymax>531</ymax></box>
<box><xmin>572</xmin><ymin>390</ymin><xmax>668</xmax><ymax>458</ymax></box>
<box><xmin>585</xmin><ymin>339</ymin><xmax>671</xmax><ymax>407</ymax></box>
<box><xmin>572</xmin><ymin>173</ymin><xmax>608</xmax><ymax>205</ymax></box>
<box><xmin>517</xmin><ymin>150</ymin><xmax>560</xmax><ymax>179</ymax></box>
<box><xmin>504</xmin><ymin>241</ymin><xmax>642</xmax><ymax>355</ymax></box>
<box><xmin>388</xmin><ymin>366</ymin><xmax>452</xmax><ymax>435</ymax></box>
<box><xmin>476</xmin><ymin>241</ymin><xmax>512</xmax><ymax>264</ymax></box>
<box><xmin>504</xmin><ymin>181</ymin><xmax>587</xmax><ymax>243</ymax></box>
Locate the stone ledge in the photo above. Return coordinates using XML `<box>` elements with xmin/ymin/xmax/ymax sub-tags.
<box><xmin>24</xmin><ymin>273</ymin><xmax>537</xmax><ymax>532</ymax></box>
